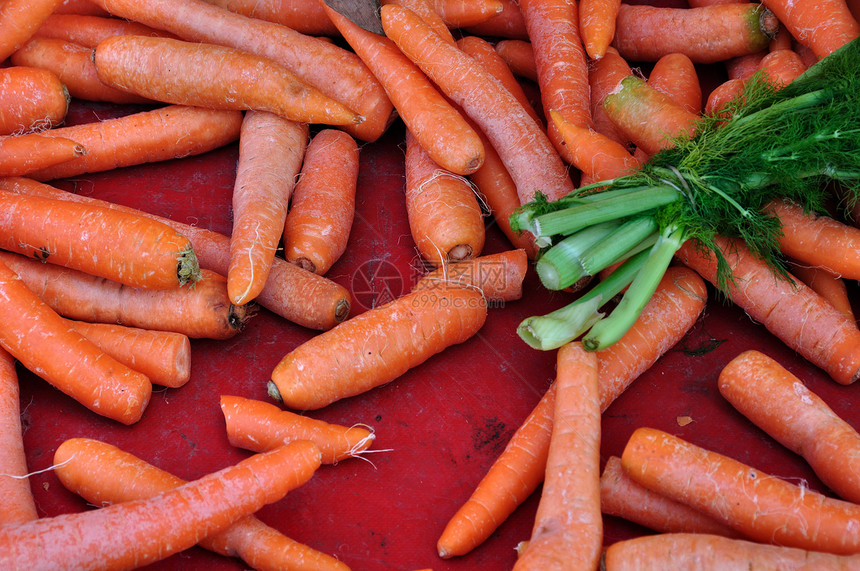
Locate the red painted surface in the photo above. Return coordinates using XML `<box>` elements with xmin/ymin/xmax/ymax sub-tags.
<box><xmin>17</xmin><ymin>100</ymin><xmax>860</xmax><ymax>571</ymax></box>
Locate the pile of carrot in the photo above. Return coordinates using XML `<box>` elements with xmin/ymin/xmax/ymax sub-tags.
<box><xmin>0</xmin><ymin>0</ymin><xmax>858</xmax><ymax>568</ymax></box>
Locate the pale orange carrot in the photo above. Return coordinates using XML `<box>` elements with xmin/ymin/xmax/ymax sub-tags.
<box><xmin>0</xmin><ymin>133</ymin><xmax>85</xmax><ymax>177</ymax></box>
<box><xmin>33</xmin><ymin>13</ymin><xmax>175</xmax><ymax>48</ymax></box>
<box><xmin>0</xmin><ymin>348</ymin><xmax>38</xmax><ymax>524</ymax></box>
<box><xmin>0</xmin><ymin>66</ymin><xmax>69</xmax><ymax>135</ymax></box>
<box><xmin>0</xmin><ymin>0</ymin><xmax>66</xmax><ymax>63</ymax></box>
<box><xmin>494</xmin><ymin>39</ymin><xmax>538</xmax><ymax>82</ymax></box>
<box><xmin>761</xmin><ymin>0</ymin><xmax>860</xmax><ymax>59</ymax></box>
<box><xmin>788</xmin><ymin>260</ymin><xmax>856</xmax><ymax>323</ymax></box>
<box><xmin>412</xmin><ymin>249</ymin><xmax>529</xmax><ymax>302</ymax></box>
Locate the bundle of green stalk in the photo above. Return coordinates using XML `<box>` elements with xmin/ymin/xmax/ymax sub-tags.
<box><xmin>513</xmin><ymin>38</ymin><xmax>859</xmax><ymax>352</ymax></box>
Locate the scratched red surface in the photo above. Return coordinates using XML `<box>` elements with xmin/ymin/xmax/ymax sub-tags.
<box><xmin>16</xmin><ymin>88</ymin><xmax>859</xmax><ymax>571</ymax></box>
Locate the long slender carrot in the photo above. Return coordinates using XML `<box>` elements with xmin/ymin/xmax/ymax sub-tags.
<box><xmin>51</xmin><ymin>437</ymin><xmax>342</xmax><ymax>571</ymax></box>
<box><xmin>436</xmin><ymin>265</ymin><xmax>708</xmax><ymax>557</ymax></box>
<box><xmin>90</xmin><ymin>0</ymin><xmax>395</xmax><ymax>142</ymax></box>
<box><xmin>270</xmin><ymin>284</ymin><xmax>488</xmax><ymax>410</ymax></box>
<box><xmin>0</xmin><ymin>439</ymin><xmax>322</xmax><ymax>570</ymax></box>
<box><xmin>587</xmin><ymin>48</ymin><xmax>633</xmax><ymax>147</ymax></box>
<box><xmin>322</xmin><ymin>2</ymin><xmax>484</xmax><ymax>176</ymax></box>
<box><xmin>719</xmin><ymin>350</ymin><xmax>860</xmax><ymax>504</ymax></box>
<box><xmin>404</xmin><ymin>128</ymin><xmax>486</xmax><ymax>268</ymax></box>
<box><xmin>613</xmin><ymin>3</ymin><xmax>780</xmax><ymax>64</ymax></box>
<box><xmin>0</xmin><ymin>133</ymin><xmax>85</xmax><ymax>177</ymax></box>
<box><xmin>412</xmin><ymin>249</ymin><xmax>529</xmax><ymax>303</ymax></box>
<box><xmin>677</xmin><ymin>236</ymin><xmax>860</xmax><ymax>385</ymax></box>
<box><xmin>229</xmin><ymin>112</ymin><xmax>307</xmax><ymax>306</ymax></box>
<box><xmin>549</xmin><ymin>109</ymin><xmax>641</xmax><ymax>182</ymax></box>
<box><xmin>0</xmin><ymin>258</ymin><xmax>152</xmax><ymax>425</ymax></box>
<box><xmin>648</xmin><ymin>53</ymin><xmax>703</xmax><ymax>114</ymax></box>
<box><xmin>788</xmin><ymin>260</ymin><xmax>856</xmax><ymax>322</ymax></box>
<box><xmin>431</xmin><ymin>0</ymin><xmax>504</xmax><ymax>27</ymax></box>
<box><xmin>0</xmin><ymin>191</ymin><xmax>200</xmax><ymax>290</ymax></box>
<box><xmin>382</xmin><ymin>3</ymin><xmax>575</xmax><ymax>204</ymax></box>
<box><xmin>0</xmin><ymin>348</ymin><xmax>38</xmax><ymax>525</ymax></box>
<box><xmin>494</xmin><ymin>39</ymin><xmax>538</xmax><ymax>82</ymax></box>
<box><xmin>27</xmin><ymin>104</ymin><xmax>243</xmax><ymax>182</ymax></box>
<box><xmin>282</xmin><ymin>128</ymin><xmax>358</xmax><ymax>276</ymax></box>
<box><xmin>580</xmin><ymin>0</ymin><xmax>620</xmax><ymax>60</ymax></box>
<box><xmin>203</xmin><ymin>0</ymin><xmax>338</xmax><ymax>36</ymax></box>
<box><xmin>33</xmin><ymin>13</ymin><xmax>175</xmax><ymax>47</ymax></box>
<box><xmin>604</xmin><ymin>533</ymin><xmax>860</xmax><ymax>570</ymax></box>
<box><xmin>220</xmin><ymin>395</ymin><xmax>375</xmax><ymax>465</ymax></box>
<box><xmin>760</xmin><ymin>0</ymin><xmax>860</xmax><ymax>59</ymax></box>
<box><xmin>514</xmin><ymin>342</ymin><xmax>602</xmax><ymax>571</ymax></box>
<box><xmin>462</xmin><ymin>0</ymin><xmax>529</xmax><ymax>40</ymax></box>
<box><xmin>0</xmin><ymin>66</ymin><xmax>69</xmax><ymax>136</ymax></box>
<box><xmin>0</xmin><ymin>176</ymin><xmax>351</xmax><ymax>330</ymax></box>
<box><xmin>0</xmin><ymin>0</ymin><xmax>66</xmax><ymax>63</ymax></box>
<box><xmin>621</xmin><ymin>426</ymin><xmax>860</xmax><ymax>554</ymax></box>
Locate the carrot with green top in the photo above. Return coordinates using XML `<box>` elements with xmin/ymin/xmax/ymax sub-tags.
<box><xmin>788</xmin><ymin>261</ymin><xmax>855</xmax><ymax>322</ymax></box>
<box><xmin>0</xmin><ymin>0</ymin><xmax>66</xmax><ymax>62</ymax></box>
<box><xmin>0</xmin><ymin>133</ymin><xmax>85</xmax><ymax>177</ymax></box>
<box><xmin>761</xmin><ymin>0</ymin><xmax>860</xmax><ymax>59</ymax></box>
<box><xmin>412</xmin><ymin>249</ymin><xmax>528</xmax><ymax>302</ymax></box>
<box><xmin>34</xmin><ymin>13</ymin><xmax>175</xmax><ymax>47</ymax></box>
<box><xmin>0</xmin><ymin>66</ymin><xmax>69</xmax><ymax>136</ymax></box>
<box><xmin>0</xmin><ymin>348</ymin><xmax>38</xmax><ymax>525</ymax></box>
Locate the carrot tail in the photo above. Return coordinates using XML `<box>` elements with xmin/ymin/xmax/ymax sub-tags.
<box><xmin>788</xmin><ymin>261</ymin><xmax>856</xmax><ymax>323</ymax></box>
<box><xmin>0</xmin><ymin>133</ymin><xmax>86</xmax><ymax>177</ymax></box>
<box><xmin>0</xmin><ymin>348</ymin><xmax>38</xmax><ymax>524</ymax></box>
<box><xmin>0</xmin><ymin>0</ymin><xmax>66</xmax><ymax>63</ymax></box>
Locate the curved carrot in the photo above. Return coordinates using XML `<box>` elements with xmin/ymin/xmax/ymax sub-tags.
<box><xmin>270</xmin><ymin>285</ymin><xmax>488</xmax><ymax>410</ymax></box>
<box><xmin>719</xmin><ymin>350</ymin><xmax>860</xmax><ymax>504</ymax></box>
<box><xmin>405</xmin><ymin>128</ymin><xmax>486</xmax><ymax>267</ymax></box>
<box><xmin>412</xmin><ymin>249</ymin><xmax>529</xmax><ymax>302</ymax></box>
<box><xmin>588</xmin><ymin>48</ymin><xmax>633</xmax><ymax>147</ymax></box>
<box><xmin>621</xmin><ymin>426</ymin><xmax>860</xmax><ymax>554</ymax></box>
<box><xmin>494</xmin><ymin>39</ymin><xmax>538</xmax><ymax>82</ymax></box>
<box><xmin>648</xmin><ymin>53</ymin><xmax>703</xmax><ymax>114</ymax></box>
<box><xmin>34</xmin><ymin>13</ymin><xmax>175</xmax><ymax>48</ymax></box>
<box><xmin>613</xmin><ymin>3</ymin><xmax>779</xmax><ymax>64</ymax></box>
<box><xmin>514</xmin><ymin>342</ymin><xmax>602</xmax><ymax>571</ymax></box>
<box><xmin>0</xmin><ymin>439</ymin><xmax>323</xmax><ymax>570</ymax></box>
<box><xmin>0</xmin><ymin>133</ymin><xmax>85</xmax><ymax>177</ymax></box>
<box><xmin>462</xmin><ymin>0</ymin><xmax>529</xmax><ymax>40</ymax></box>
<box><xmin>220</xmin><ymin>395</ymin><xmax>375</xmax><ymax>465</ymax></box>
<box><xmin>0</xmin><ymin>0</ymin><xmax>65</xmax><ymax>62</ymax></box>
<box><xmin>579</xmin><ymin>0</ymin><xmax>620</xmax><ymax>60</ymax></box>
<box><xmin>282</xmin><ymin>128</ymin><xmax>358</xmax><ymax>276</ymax></box>
<box><xmin>788</xmin><ymin>260</ymin><xmax>855</xmax><ymax>323</ymax></box>
<box><xmin>549</xmin><ymin>109</ymin><xmax>641</xmax><ymax>182</ymax></box>
<box><xmin>758</xmin><ymin>48</ymin><xmax>808</xmax><ymax>86</ymax></box>
<box><xmin>203</xmin><ymin>0</ymin><xmax>338</xmax><ymax>36</ymax></box>
<box><xmin>0</xmin><ymin>348</ymin><xmax>38</xmax><ymax>524</ymax></box>
<box><xmin>0</xmin><ymin>66</ymin><xmax>69</xmax><ymax>136</ymax></box>
<box><xmin>431</xmin><ymin>0</ymin><xmax>504</xmax><ymax>28</ymax></box>
<box><xmin>229</xmin><ymin>112</ymin><xmax>308</xmax><ymax>306</ymax></box>
<box><xmin>760</xmin><ymin>0</ymin><xmax>860</xmax><ymax>59</ymax></box>
<box><xmin>382</xmin><ymin>3</ymin><xmax>575</xmax><ymax>204</ymax></box>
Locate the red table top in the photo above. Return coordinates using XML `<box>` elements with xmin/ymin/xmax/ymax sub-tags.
<box><xmin>17</xmin><ymin>96</ymin><xmax>859</xmax><ymax>571</ymax></box>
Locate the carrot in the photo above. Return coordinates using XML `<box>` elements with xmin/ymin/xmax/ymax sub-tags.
<box><xmin>621</xmin><ymin>426</ymin><xmax>860</xmax><ymax>554</ymax></box>
<box><xmin>704</xmin><ymin>77</ymin><xmax>745</xmax><ymax>116</ymax></box>
<box><xmin>270</xmin><ymin>284</ymin><xmax>488</xmax><ymax>410</ymax></box>
<box><xmin>33</xmin><ymin>13</ymin><xmax>175</xmax><ymax>48</ymax></box>
<box><xmin>600</xmin><ymin>456</ymin><xmax>743</xmax><ymax>538</ymax></box>
<box><xmin>412</xmin><ymin>249</ymin><xmax>529</xmax><ymax>302</ymax></box>
<box><xmin>55</xmin><ymin>0</ymin><xmax>109</xmax><ymax>15</ymax></box>
<box><xmin>648</xmin><ymin>53</ymin><xmax>703</xmax><ymax>114</ymax></box>
<box><xmin>514</xmin><ymin>342</ymin><xmax>602</xmax><ymax>571</ymax></box>
<box><xmin>0</xmin><ymin>439</ymin><xmax>323</xmax><ymax>570</ymax></box>
<box><xmin>0</xmin><ymin>133</ymin><xmax>85</xmax><ymax>177</ymax></box>
<box><xmin>549</xmin><ymin>109</ymin><xmax>641</xmax><ymax>182</ymax></box>
<box><xmin>788</xmin><ymin>261</ymin><xmax>856</xmax><ymax>322</ymax></box>
<box><xmin>0</xmin><ymin>66</ymin><xmax>69</xmax><ymax>136</ymax></box>
<box><xmin>382</xmin><ymin>3</ymin><xmax>575</xmax><ymax>204</ymax></box>
<box><xmin>322</xmin><ymin>2</ymin><xmax>484</xmax><ymax>176</ymax></box>
<box><xmin>0</xmin><ymin>258</ymin><xmax>152</xmax><ymax>425</ymax></box>
<box><xmin>203</xmin><ymin>0</ymin><xmax>338</xmax><ymax>36</ymax></box>
<box><xmin>719</xmin><ymin>350</ymin><xmax>860</xmax><ymax>504</ymax></box>
<box><xmin>0</xmin><ymin>0</ymin><xmax>66</xmax><ymax>63</ymax></box>
<box><xmin>494</xmin><ymin>39</ymin><xmax>538</xmax><ymax>82</ymax></box>
<box><xmin>282</xmin><ymin>128</ymin><xmax>358</xmax><ymax>276</ymax></box>
<box><xmin>588</xmin><ymin>48</ymin><xmax>634</xmax><ymax>147</ymax></box>
<box><xmin>220</xmin><ymin>395</ymin><xmax>375</xmax><ymax>465</ymax></box>
<box><xmin>93</xmin><ymin>35</ymin><xmax>362</xmax><ymax>127</ymax></box>
<box><xmin>431</xmin><ymin>0</ymin><xmax>504</xmax><ymax>28</ymax></box>
<box><xmin>613</xmin><ymin>3</ymin><xmax>780</xmax><ymax>64</ymax></box>
<box><xmin>462</xmin><ymin>0</ymin><xmax>529</xmax><ymax>40</ymax></box>
<box><xmin>27</xmin><ymin>105</ymin><xmax>243</xmax><ymax>182</ymax></box>
<box><xmin>677</xmin><ymin>236</ymin><xmax>860</xmax><ymax>385</ymax></box>
<box><xmin>580</xmin><ymin>0</ymin><xmax>620</xmax><ymax>60</ymax></box>
<box><xmin>769</xmin><ymin>21</ymin><xmax>794</xmax><ymax>52</ymax></box>
<box><xmin>0</xmin><ymin>176</ymin><xmax>351</xmax><ymax>330</ymax></box>
<box><xmin>404</xmin><ymin>128</ymin><xmax>486</xmax><ymax>267</ymax></box>
<box><xmin>0</xmin><ymin>250</ymin><xmax>250</xmax><ymax>340</ymax></box>
<box><xmin>11</xmin><ymin>37</ymin><xmax>154</xmax><ymax>105</ymax></box>
<box><xmin>65</xmin><ymin>319</ymin><xmax>191</xmax><ymax>388</ymax></box>
<box><xmin>436</xmin><ymin>265</ymin><xmax>707</xmax><ymax>557</ymax></box>
<box><xmin>758</xmin><ymin>48</ymin><xmax>808</xmax><ymax>86</ymax></box>
<box><xmin>760</xmin><ymin>0</ymin><xmax>860</xmax><ymax>59</ymax></box>
<box><xmin>228</xmin><ymin>112</ymin><xmax>307</xmax><ymax>306</ymax></box>
<box><xmin>725</xmin><ymin>51</ymin><xmax>767</xmax><ymax>81</ymax></box>
<box><xmin>0</xmin><ymin>191</ymin><xmax>201</xmax><ymax>290</ymax></box>
<box><xmin>90</xmin><ymin>0</ymin><xmax>395</xmax><ymax>143</ymax></box>
<box><xmin>51</xmin><ymin>437</ymin><xmax>342</xmax><ymax>571</ymax></box>
<box><xmin>382</xmin><ymin>0</ymin><xmax>458</xmax><ymax>43</ymax></box>
<box><xmin>0</xmin><ymin>348</ymin><xmax>38</xmax><ymax>525</ymax></box>
<box><xmin>604</xmin><ymin>533</ymin><xmax>860</xmax><ymax>570</ymax></box>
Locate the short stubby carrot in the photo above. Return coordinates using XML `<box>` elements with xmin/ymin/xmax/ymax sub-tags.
<box><xmin>0</xmin><ymin>133</ymin><xmax>85</xmax><ymax>177</ymax></box>
<box><xmin>0</xmin><ymin>65</ymin><xmax>69</xmax><ymax>136</ymax></box>
<box><xmin>0</xmin><ymin>190</ymin><xmax>200</xmax><ymax>289</ymax></box>
<box><xmin>33</xmin><ymin>13</ymin><xmax>176</xmax><ymax>48</ymax></box>
<box><xmin>270</xmin><ymin>285</ymin><xmax>488</xmax><ymax>410</ymax></box>
<box><xmin>412</xmin><ymin>249</ymin><xmax>529</xmax><ymax>302</ymax></box>
<box><xmin>761</xmin><ymin>0</ymin><xmax>860</xmax><ymax>59</ymax></box>
<box><xmin>0</xmin><ymin>0</ymin><xmax>66</xmax><ymax>63</ymax></box>
<box><xmin>0</xmin><ymin>348</ymin><xmax>38</xmax><ymax>524</ymax></box>
<box><xmin>220</xmin><ymin>395</ymin><xmax>375</xmax><ymax>465</ymax></box>
<box><xmin>613</xmin><ymin>3</ymin><xmax>780</xmax><ymax>64</ymax></box>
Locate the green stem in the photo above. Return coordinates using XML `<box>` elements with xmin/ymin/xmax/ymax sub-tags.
<box><xmin>535</xmin><ymin>221</ymin><xmax>621</xmax><ymax>290</ymax></box>
<box><xmin>579</xmin><ymin>217</ymin><xmax>657</xmax><ymax>277</ymax></box>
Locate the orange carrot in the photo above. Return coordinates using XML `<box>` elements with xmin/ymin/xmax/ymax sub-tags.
<box><xmin>90</xmin><ymin>0</ymin><xmax>395</xmax><ymax>142</ymax></box>
<box><xmin>27</xmin><ymin>104</ymin><xmax>243</xmax><ymax>182</ymax></box>
<box><xmin>282</xmin><ymin>128</ymin><xmax>358</xmax><ymax>276</ymax></box>
<box><xmin>0</xmin><ymin>258</ymin><xmax>152</xmax><ymax>425</ymax></box>
<box><xmin>270</xmin><ymin>284</ymin><xmax>488</xmax><ymax>410</ymax></box>
<box><xmin>33</xmin><ymin>13</ymin><xmax>175</xmax><ymax>48</ymax></box>
<box><xmin>588</xmin><ymin>48</ymin><xmax>633</xmax><ymax>147</ymax></box>
<box><xmin>431</xmin><ymin>0</ymin><xmax>504</xmax><ymax>28</ymax></box>
<box><xmin>621</xmin><ymin>426</ymin><xmax>860</xmax><ymax>554</ymax></box>
<box><xmin>0</xmin><ymin>0</ymin><xmax>66</xmax><ymax>63</ymax></box>
<box><xmin>0</xmin><ymin>190</ymin><xmax>200</xmax><ymax>290</ymax></box>
<box><xmin>600</xmin><ymin>456</ymin><xmax>743</xmax><ymax>538</ymax></box>
<box><xmin>760</xmin><ymin>0</ymin><xmax>860</xmax><ymax>59</ymax></box>
<box><xmin>382</xmin><ymin>0</ymin><xmax>458</xmax><ymax>43</ymax></box>
<box><xmin>648</xmin><ymin>53</ymin><xmax>703</xmax><ymax>114</ymax></box>
<box><xmin>65</xmin><ymin>320</ymin><xmax>191</xmax><ymax>388</ymax></box>
<box><xmin>93</xmin><ymin>35</ymin><xmax>362</xmax><ymax>127</ymax></box>
<box><xmin>549</xmin><ymin>109</ymin><xmax>641</xmax><ymax>182</ymax></box>
<box><xmin>719</xmin><ymin>350</ymin><xmax>860</xmax><ymax>504</ymax></box>
<box><xmin>220</xmin><ymin>394</ymin><xmax>375</xmax><ymax>465</ymax></box>
<box><xmin>788</xmin><ymin>260</ymin><xmax>856</xmax><ymax>322</ymax></box>
<box><xmin>0</xmin><ymin>439</ymin><xmax>323</xmax><ymax>570</ymax></box>
<box><xmin>462</xmin><ymin>0</ymin><xmax>529</xmax><ymax>40</ymax></box>
<box><xmin>613</xmin><ymin>3</ymin><xmax>780</xmax><ymax>64</ymax></box>
<box><xmin>404</xmin><ymin>128</ymin><xmax>486</xmax><ymax>267</ymax></box>
<box><xmin>758</xmin><ymin>48</ymin><xmax>808</xmax><ymax>86</ymax></box>
<box><xmin>203</xmin><ymin>0</ymin><xmax>338</xmax><ymax>36</ymax></box>
<box><xmin>514</xmin><ymin>342</ymin><xmax>602</xmax><ymax>571</ymax></box>
<box><xmin>0</xmin><ymin>250</ymin><xmax>250</xmax><ymax>340</ymax></box>
<box><xmin>0</xmin><ymin>66</ymin><xmax>69</xmax><ymax>136</ymax></box>
<box><xmin>412</xmin><ymin>249</ymin><xmax>528</xmax><ymax>302</ymax></box>
<box><xmin>0</xmin><ymin>348</ymin><xmax>38</xmax><ymax>525</ymax></box>
<box><xmin>54</xmin><ymin>0</ymin><xmax>108</xmax><ymax>15</ymax></box>
<box><xmin>0</xmin><ymin>176</ymin><xmax>351</xmax><ymax>330</ymax></box>
<box><xmin>580</xmin><ymin>0</ymin><xmax>620</xmax><ymax>60</ymax></box>
<box><xmin>725</xmin><ymin>51</ymin><xmax>767</xmax><ymax>81</ymax></box>
<box><xmin>494</xmin><ymin>39</ymin><xmax>538</xmax><ymax>82</ymax></box>
<box><xmin>0</xmin><ymin>133</ymin><xmax>85</xmax><ymax>177</ymax></box>
<box><xmin>382</xmin><ymin>3</ymin><xmax>575</xmax><ymax>204</ymax></box>
<box><xmin>322</xmin><ymin>2</ymin><xmax>484</xmax><ymax>176</ymax></box>
<box><xmin>769</xmin><ymin>21</ymin><xmax>794</xmax><ymax>52</ymax></box>
<box><xmin>436</xmin><ymin>265</ymin><xmax>707</xmax><ymax>557</ymax></box>
<box><xmin>604</xmin><ymin>533</ymin><xmax>860</xmax><ymax>570</ymax></box>
<box><xmin>704</xmin><ymin>77</ymin><xmax>745</xmax><ymax>116</ymax></box>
